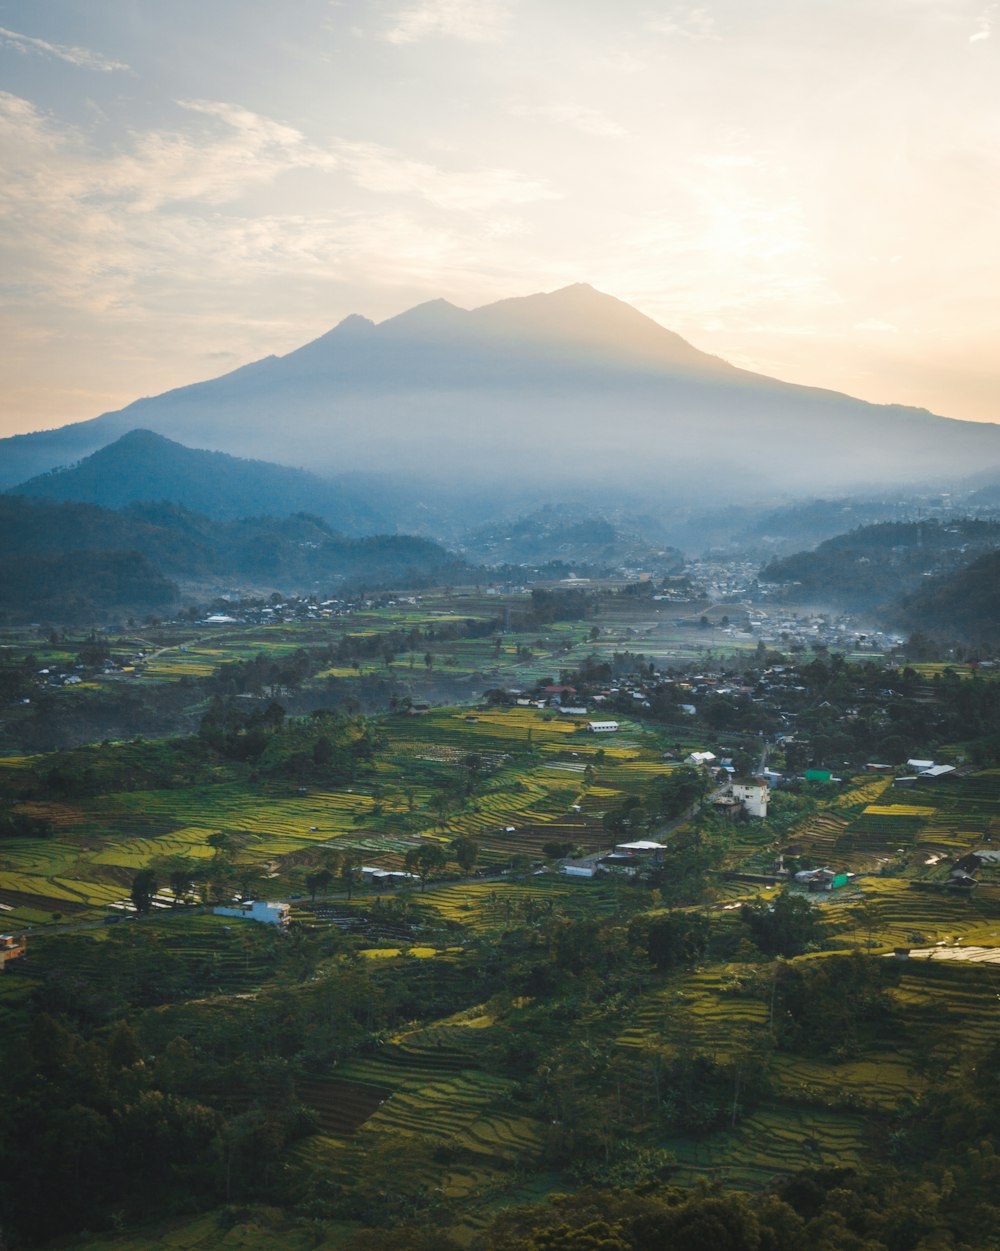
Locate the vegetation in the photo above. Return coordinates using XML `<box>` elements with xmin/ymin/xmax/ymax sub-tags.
<box><xmin>0</xmin><ymin>494</ymin><xmax>473</xmax><ymax>623</ymax></box>
<box><xmin>3</xmin><ymin>581</ymin><xmax>1000</xmax><ymax>1250</ymax></box>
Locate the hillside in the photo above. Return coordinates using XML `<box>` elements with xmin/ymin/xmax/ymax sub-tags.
<box><xmin>0</xmin><ymin>495</ymin><xmax>469</xmax><ymax>622</ymax></box>
<box><xmin>10</xmin><ymin>429</ymin><xmax>389</xmax><ymax>534</ymax></box>
<box><xmin>758</xmin><ymin>518</ymin><xmax>1000</xmax><ymax>612</ymax></box>
<box><xmin>3</xmin><ymin>670</ymin><xmax>1000</xmax><ymax>1249</ymax></box>
<box><xmin>459</xmin><ymin>505</ymin><xmax>685</xmax><ymax>570</ymax></box>
<box><xmin>895</xmin><ymin>548</ymin><xmax>1000</xmax><ymax>646</ymax></box>
<box><xmin>4</xmin><ymin>284</ymin><xmax>1000</xmax><ymax>504</ymax></box>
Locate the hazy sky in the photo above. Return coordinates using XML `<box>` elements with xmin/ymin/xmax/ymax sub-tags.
<box><xmin>2</xmin><ymin>0</ymin><xmax>998</xmax><ymax>436</ymax></box>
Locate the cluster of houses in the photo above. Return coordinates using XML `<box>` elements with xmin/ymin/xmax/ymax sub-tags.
<box><xmin>891</xmin><ymin>759</ymin><xmax>960</xmax><ymax>787</ymax></box>
<box><xmin>561</xmin><ymin>839</ymin><xmax>667</xmax><ymax>880</ymax></box>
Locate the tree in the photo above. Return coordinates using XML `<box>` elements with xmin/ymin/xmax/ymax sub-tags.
<box><xmin>405</xmin><ymin>843</ymin><xmax>447</xmax><ymax>891</ymax></box>
<box><xmin>160</xmin><ymin>856</ymin><xmax>199</xmax><ymax>905</ymax></box>
<box><xmin>742</xmin><ymin>890</ymin><xmax>820</xmax><ymax>957</ymax></box>
<box><xmin>451</xmin><ymin>835</ymin><xmax>479</xmax><ymax>873</ymax></box>
<box><xmin>341</xmin><ymin>855</ymin><xmax>359</xmax><ymax>900</ymax></box>
<box><xmin>207</xmin><ymin>831</ymin><xmax>234</xmax><ymax>859</ymax></box>
<box><xmin>641</xmin><ymin>911</ymin><xmax>710</xmax><ymax>970</ymax></box>
<box><xmin>130</xmin><ymin>867</ymin><xmax>158</xmax><ymax>915</ymax></box>
<box><xmin>463</xmin><ymin>752</ymin><xmax>485</xmax><ymax>795</ymax></box>
<box><xmin>305</xmin><ymin>867</ymin><xmax>333</xmax><ymax>901</ymax></box>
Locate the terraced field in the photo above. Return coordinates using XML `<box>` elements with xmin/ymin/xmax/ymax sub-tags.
<box><xmin>10</xmin><ymin>767</ymin><xmax>1000</xmax><ymax>1251</ymax></box>
<box><xmin>669</xmin><ymin>1103</ymin><xmax>869</xmax><ymax>1188</ymax></box>
<box><xmin>0</xmin><ymin>704</ymin><xmax>683</xmax><ymax>927</ymax></box>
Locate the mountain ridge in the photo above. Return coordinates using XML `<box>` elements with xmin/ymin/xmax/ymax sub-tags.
<box><xmin>2</xmin><ymin>283</ymin><xmax>998</xmax><ymax>501</ymax></box>
<box><xmin>8</xmin><ymin>428</ymin><xmax>389</xmax><ymax>533</ymax></box>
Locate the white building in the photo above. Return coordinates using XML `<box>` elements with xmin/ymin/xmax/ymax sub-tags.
<box><xmin>587</xmin><ymin>721</ymin><xmax>619</xmax><ymax>733</ymax></box>
<box><xmin>731</xmin><ymin>776</ymin><xmax>769</xmax><ymax>818</ymax></box>
<box><xmin>686</xmin><ymin>750</ymin><xmax>717</xmax><ymax>768</ymax></box>
<box><xmin>561</xmin><ymin>859</ymin><xmax>601</xmax><ymax>878</ymax></box>
<box><xmin>213</xmin><ymin>900</ymin><xmax>291</xmax><ymax>926</ymax></box>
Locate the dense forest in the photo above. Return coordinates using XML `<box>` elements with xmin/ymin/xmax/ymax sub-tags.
<box><xmin>0</xmin><ymin>495</ymin><xmax>472</xmax><ymax>622</ymax></box>
<box><xmin>759</xmin><ymin>518</ymin><xmax>1000</xmax><ymax>616</ymax></box>
<box><xmin>894</xmin><ymin>549</ymin><xmax>1000</xmax><ymax>648</ymax></box>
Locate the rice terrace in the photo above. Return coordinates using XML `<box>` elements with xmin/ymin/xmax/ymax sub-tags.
<box><xmin>2</xmin><ymin>580</ymin><xmax>1000</xmax><ymax>1251</ymax></box>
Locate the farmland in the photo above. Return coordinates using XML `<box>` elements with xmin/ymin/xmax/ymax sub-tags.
<box><xmin>4</xmin><ymin>597</ymin><xmax>1000</xmax><ymax>1250</ymax></box>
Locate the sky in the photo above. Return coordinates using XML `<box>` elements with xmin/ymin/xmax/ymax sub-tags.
<box><xmin>2</xmin><ymin>0</ymin><xmax>998</xmax><ymax>437</ymax></box>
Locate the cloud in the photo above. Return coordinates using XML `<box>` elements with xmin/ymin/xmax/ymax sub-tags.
<box><xmin>0</xmin><ymin>25</ymin><xmax>130</xmax><ymax>72</ymax></box>
<box><xmin>330</xmin><ymin>138</ymin><xmax>558</xmax><ymax>211</ymax></box>
<box><xmin>645</xmin><ymin>6</ymin><xmax>717</xmax><ymax>41</ymax></box>
<box><xmin>384</xmin><ymin>0</ymin><xmax>510</xmax><ymax>44</ymax></box>
<box><xmin>508</xmin><ymin>102</ymin><xmax>627</xmax><ymax>138</ymax></box>
<box><xmin>969</xmin><ymin>4</ymin><xmax>994</xmax><ymax>40</ymax></box>
<box><xmin>0</xmin><ymin>90</ymin><xmax>557</xmax><ymax>326</ymax></box>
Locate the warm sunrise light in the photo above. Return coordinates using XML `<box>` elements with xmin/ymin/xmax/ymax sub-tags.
<box><xmin>1</xmin><ymin>0</ymin><xmax>998</xmax><ymax>434</ymax></box>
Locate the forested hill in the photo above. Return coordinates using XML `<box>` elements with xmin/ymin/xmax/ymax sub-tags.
<box><xmin>759</xmin><ymin>518</ymin><xmax>1000</xmax><ymax>612</ymax></box>
<box><xmin>459</xmin><ymin>506</ymin><xmax>685</xmax><ymax>569</ymax></box>
<box><xmin>9</xmin><ymin>428</ymin><xmax>389</xmax><ymax>535</ymax></box>
<box><xmin>895</xmin><ymin>548</ymin><xmax>1000</xmax><ymax>646</ymax></box>
<box><xmin>0</xmin><ymin>495</ymin><xmax>469</xmax><ymax>623</ymax></box>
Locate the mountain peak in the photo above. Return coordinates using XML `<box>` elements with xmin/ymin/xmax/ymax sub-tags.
<box><xmin>467</xmin><ymin>283</ymin><xmax>726</xmax><ymax>373</ymax></box>
<box><xmin>379</xmin><ymin>298</ymin><xmax>468</xmax><ymax>334</ymax></box>
<box><xmin>109</xmin><ymin>428</ymin><xmax>175</xmax><ymax>450</ymax></box>
<box><xmin>332</xmin><ymin>313</ymin><xmax>376</xmax><ymax>333</ymax></box>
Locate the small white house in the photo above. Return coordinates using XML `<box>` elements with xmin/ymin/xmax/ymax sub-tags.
<box><xmin>561</xmin><ymin>859</ymin><xmax>600</xmax><ymax>878</ymax></box>
<box><xmin>731</xmin><ymin>776</ymin><xmax>769</xmax><ymax>818</ymax></box>
<box><xmin>587</xmin><ymin>721</ymin><xmax>619</xmax><ymax>733</ymax></box>
<box><xmin>686</xmin><ymin>750</ymin><xmax>717</xmax><ymax>768</ymax></box>
<box><xmin>213</xmin><ymin>900</ymin><xmax>290</xmax><ymax>926</ymax></box>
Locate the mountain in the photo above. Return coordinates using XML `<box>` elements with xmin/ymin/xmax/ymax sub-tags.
<box><xmin>3</xmin><ymin>283</ymin><xmax>1000</xmax><ymax>503</ymax></box>
<box><xmin>9</xmin><ymin>429</ymin><xmax>388</xmax><ymax>534</ymax></box>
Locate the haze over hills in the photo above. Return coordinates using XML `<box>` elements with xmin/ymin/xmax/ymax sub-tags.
<box><xmin>3</xmin><ymin>283</ymin><xmax>1000</xmax><ymax>503</ymax></box>
<box><xmin>9</xmin><ymin>429</ymin><xmax>389</xmax><ymax>535</ymax></box>
<box><xmin>0</xmin><ymin>494</ymin><xmax>467</xmax><ymax>623</ymax></box>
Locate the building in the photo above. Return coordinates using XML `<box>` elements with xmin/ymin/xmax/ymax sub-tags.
<box><xmin>918</xmin><ymin>764</ymin><xmax>957</xmax><ymax>781</ymax></box>
<box><xmin>731</xmin><ymin>776</ymin><xmax>769</xmax><ymax>818</ymax></box>
<box><xmin>587</xmin><ymin>721</ymin><xmax>619</xmax><ymax>733</ymax></box>
<box><xmin>793</xmin><ymin>868</ymin><xmax>851</xmax><ymax>891</ymax></box>
<box><xmin>561</xmin><ymin>858</ymin><xmax>601</xmax><ymax>879</ymax></box>
<box><xmin>0</xmin><ymin>933</ymin><xmax>25</xmax><ymax>970</ymax></box>
<box><xmin>361</xmin><ymin>866</ymin><xmax>420</xmax><ymax>888</ymax></box>
<box><xmin>213</xmin><ymin>900</ymin><xmax>291</xmax><ymax>926</ymax></box>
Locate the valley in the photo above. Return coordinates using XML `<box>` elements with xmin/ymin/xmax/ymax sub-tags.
<box><xmin>3</xmin><ymin>290</ymin><xmax>1000</xmax><ymax>1251</ymax></box>
<box><xmin>4</xmin><ymin>580</ymin><xmax>1000</xmax><ymax>1250</ymax></box>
